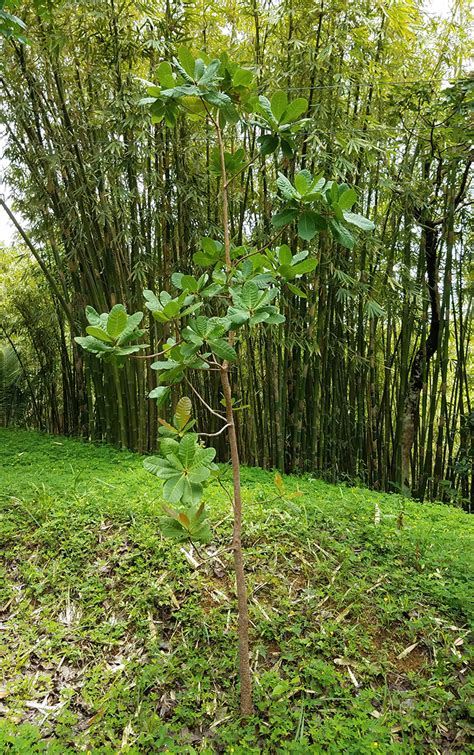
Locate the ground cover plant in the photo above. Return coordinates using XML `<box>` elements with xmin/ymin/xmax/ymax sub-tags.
<box><xmin>1</xmin><ymin>428</ymin><xmax>472</xmax><ymax>753</ymax></box>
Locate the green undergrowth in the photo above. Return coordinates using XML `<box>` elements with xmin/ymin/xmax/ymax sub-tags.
<box><xmin>0</xmin><ymin>428</ymin><xmax>472</xmax><ymax>753</ymax></box>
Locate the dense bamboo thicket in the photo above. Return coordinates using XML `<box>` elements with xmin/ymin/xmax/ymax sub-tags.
<box><xmin>0</xmin><ymin>0</ymin><xmax>472</xmax><ymax>508</ymax></box>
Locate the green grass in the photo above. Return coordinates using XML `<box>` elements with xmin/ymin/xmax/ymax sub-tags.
<box><xmin>0</xmin><ymin>428</ymin><xmax>472</xmax><ymax>753</ymax></box>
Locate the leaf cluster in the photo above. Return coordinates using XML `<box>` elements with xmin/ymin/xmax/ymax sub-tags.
<box><xmin>74</xmin><ymin>305</ymin><xmax>147</xmax><ymax>361</ymax></box>
<box><xmin>272</xmin><ymin>170</ymin><xmax>375</xmax><ymax>247</ymax></box>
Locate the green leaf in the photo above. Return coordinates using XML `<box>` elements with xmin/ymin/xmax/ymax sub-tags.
<box><xmin>271</xmin><ymin>90</ymin><xmax>288</xmax><ymax>122</ymax></box>
<box><xmin>177</xmin><ymin>46</ymin><xmax>195</xmax><ymax>77</ymax></box>
<box><xmin>342</xmin><ymin>211</ymin><xmax>375</xmax><ymax>231</ymax></box>
<box><xmin>329</xmin><ymin>220</ymin><xmax>356</xmax><ymax>249</ymax></box>
<box><xmin>338</xmin><ymin>188</ymin><xmax>357</xmax><ymax>211</ymax></box>
<box><xmin>280</xmin><ymin>138</ymin><xmax>294</xmax><ymax>159</ymax></box>
<box><xmin>265</xmin><ymin>313</ymin><xmax>286</xmax><ymax>325</ymax></box>
<box><xmin>179</xmin><ymin>434</ymin><xmax>197</xmax><ymax>467</ymax></box>
<box><xmin>117</xmin><ymin>312</ymin><xmax>144</xmax><ymax>345</ymax></box>
<box><xmin>74</xmin><ymin>336</ymin><xmax>114</xmax><ymax>354</ymax></box>
<box><xmin>210</xmin><ymin>338</ymin><xmax>237</xmax><ymax>362</ymax></box>
<box><xmin>107</xmin><ymin>304</ymin><xmax>128</xmax><ymax>339</ymax></box>
<box><xmin>294</xmin><ymin>170</ymin><xmax>312</xmax><ymax>196</ymax></box>
<box><xmin>156</xmin><ymin>61</ymin><xmax>175</xmax><ymax>88</ymax></box>
<box><xmin>143</xmin><ymin>289</ymin><xmax>160</xmax><ymax>311</ymax></box>
<box><xmin>203</xmin><ymin>90</ymin><xmax>232</xmax><ymax>109</ymax></box>
<box><xmin>258</xmin><ymin>134</ymin><xmax>279</xmax><ymax>156</ymax></box>
<box><xmin>271</xmin><ymin>208</ymin><xmax>297</xmax><ymax>228</ymax></box>
<box><xmin>233</xmin><ymin>67</ymin><xmax>253</xmax><ymax>88</ymax></box>
<box><xmin>365</xmin><ymin>299</ymin><xmax>386</xmax><ymax>318</ymax></box>
<box><xmin>194</xmin><ymin>447</ymin><xmax>217</xmax><ymax>466</ymax></box>
<box><xmin>278</xmin><ymin>245</ymin><xmax>293</xmax><ymax>266</ymax></box>
<box><xmin>298</xmin><ymin>211</ymin><xmax>318</xmax><ymax>241</ymax></box>
<box><xmin>287</xmin><ymin>283</ymin><xmax>308</xmax><ymax>298</ymax></box>
<box><xmin>241</xmin><ymin>281</ymin><xmax>260</xmax><ymax>309</ymax></box>
<box><xmin>291</xmin><ymin>258</ymin><xmax>317</xmax><ymax>276</ymax></box>
<box><xmin>257</xmin><ymin>95</ymin><xmax>276</xmax><ymax>123</ymax></box>
<box><xmin>114</xmin><ymin>345</ymin><xmax>145</xmax><ymax>356</ymax></box>
<box><xmin>148</xmin><ymin>386</ymin><xmax>171</xmax><ymax>404</ymax></box>
<box><xmin>227</xmin><ymin>307</ymin><xmax>249</xmax><ymax>326</ymax></box>
<box><xmin>159</xmin><ymin>516</ymin><xmax>189</xmax><ymax>541</ymax></box>
<box><xmin>163</xmin><ymin>474</ymin><xmax>186</xmax><ymax>504</ymax></box>
<box><xmin>85</xmin><ymin>306</ymin><xmax>102</xmax><ymax>327</ymax></box>
<box><xmin>250</xmin><ymin>312</ymin><xmax>270</xmax><ymax>326</ymax></box>
<box><xmin>277</xmin><ymin>173</ymin><xmax>298</xmax><ymax>200</ymax></box>
<box><xmin>280</xmin><ymin>98</ymin><xmax>308</xmax><ymax>123</ymax></box>
<box><xmin>198</xmin><ymin>59</ymin><xmax>222</xmax><ymax>85</ymax></box>
<box><xmin>85</xmin><ymin>326</ymin><xmax>114</xmax><ymax>343</ymax></box>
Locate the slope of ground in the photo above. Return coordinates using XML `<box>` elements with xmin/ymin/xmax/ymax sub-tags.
<box><xmin>0</xmin><ymin>428</ymin><xmax>472</xmax><ymax>753</ymax></box>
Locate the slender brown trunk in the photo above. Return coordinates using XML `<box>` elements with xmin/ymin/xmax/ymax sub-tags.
<box><xmin>215</xmin><ymin>116</ymin><xmax>253</xmax><ymax>716</ymax></box>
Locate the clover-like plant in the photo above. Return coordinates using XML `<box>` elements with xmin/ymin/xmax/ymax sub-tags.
<box><xmin>76</xmin><ymin>47</ymin><xmax>374</xmax><ymax>715</ymax></box>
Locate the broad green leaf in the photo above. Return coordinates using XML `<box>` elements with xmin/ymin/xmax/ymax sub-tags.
<box><xmin>250</xmin><ymin>312</ymin><xmax>270</xmax><ymax>326</ymax></box>
<box><xmin>278</xmin><ymin>245</ymin><xmax>293</xmax><ymax>266</ymax></box>
<box><xmin>338</xmin><ymin>188</ymin><xmax>357</xmax><ymax>211</ymax></box>
<box><xmin>271</xmin><ymin>90</ymin><xmax>288</xmax><ymax>121</ymax></box>
<box><xmin>107</xmin><ymin>304</ymin><xmax>128</xmax><ymax>339</ymax></box>
<box><xmin>85</xmin><ymin>326</ymin><xmax>114</xmax><ymax>343</ymax></box>
<box><xmin>343</xmin><ymin>211</ymin><xmax>375</xmax><ymax>231</ymax></box>
<box><xmin>292</xmin><ymin>250</ymin><xmax>309</xmax><ymax>264</ymax></box>
<box><xmin>156</xmin><ymin>61</ymin><xmax>175</xmax><ymax>88</ymax></box>
<box><xmin>163</xmin><ymin>474</ymin><xmax>186</xmax><ymax>503</ymax></box>
<box><xmin>210</xmin><ymin>338</ymin><xmax>237</xmax><ymax>362</ymax></box>
<box><xmin>271</xmin><ymin>208</ymin><xmax>297</xmax><ymax>228</ymax></box>
<box><xmin>227</xmin><ymin>307</ymin><xmax>249</xmax><ymax>326</ymax></box>
<box><xmin>294</xmin><ymin>170</ymin><xmax>312</xmax><ymax>196</ymax></box>
<box><xmin>85</xmin><ymin>306</ymin><xmax>102</xmax><ymax>327</ymax></box>
<box><xmin>258</xmin><ymin>134</ymin><xmax>279</xmax><ymax>155</ymax></box>
<box><xmin>329</xmin><ymin>220</ymin><xmax>356</xmax><ymax>249</ymax></box>
<box><xmin>117</xmin><ymin>311</ymin><xmax>144</xmax><ymax>345</ymax></box>
<box><xmin>160</xmin><ymin>438</ymin><xmax>180</xmax><ymax>456</ymax></box>
<box><xmin>280</xmin><ymin>138</ymin><xmax>294</xmax><ymax>159</ymax></box>
<box><xmin>280</xmin><ymin>97</ymin><xmax>308</xmax><ymax>123</ymax></box>
<box><xmin>232</xmin><ymin>67</ymin><xmax>253</xmax><ymax>87</ymax></box>
<box><xmin>241</xmin><ymin>281</ymin><xmax>260</xmax><ymax>309</ymax></box>
<box><xmin>257</xmin><ymin>95</ymin><xmax>275</xmax><ymax>123</ymax></box>
<box><xmin>114</xmin><ymin>345</ymin><xmax>145</xmax><ymax>356</ymax></box>
<box><xmin>265</xmin><ymin>313</ymin><xmax>286</xmax><ymax>324</ymax></box>
<box><xmin>74</xmin><ymin>336</ymin><xmax>114</xmax><ymax>353</ymax></box>
<box><xmin>203</xmin><ymin>90</ymin><xmax>232</xmax><ymax>109</ymax></box>
<box><xmin>198</xmin><ymin>58</ymin><xmax>222</xmax><ymax>85</ymax></box>
<box><xmin>179</xmin><ymin>433</ymin><xmax>197</xmax><ymax>467</ymax></box>
<box><xmin>143</xmin><ymin>456</ymin><xmax>169</xmax><ymax>477</ymax></box>
<box><xmin>159</xmin><ymin>516</ymin><xmax>189</xmax><ymax>541</ymax></box>
<box><xmin>177</xmin><ymin>46</ymin><xmax>195</xmax><ymax>77</ymax></box>
<box><xmin>194</xmin><ymin>446</ymin><xmax>217</xmax><ymax>466</ymax></box>
<box><xmin>291</xmin><ymin>258</ymin><xmax>317</xmax><ymax>276</ymax></box>
<box><xmin>143</xmin><ymin>289</ymin><xmax>160</xmax><ymax>311</ymax></box>
<box><xmin>298</xmin><ymin>211</ymin><xmax>318</xmax><ymax>241</ymax></box>
<box><xmin>287</xmin><ymin>282</ymin><xmax>308</xmax><ymax>298</ymax></box>
<box><xmin>277</xmin><ymin>173</ymin><xmax>298</xmax><ymax>200</ymax></box>
<box><xmin>148</xmin><ymin>386</ymin><xmax>170</xmax><ymax>404</ymax></box>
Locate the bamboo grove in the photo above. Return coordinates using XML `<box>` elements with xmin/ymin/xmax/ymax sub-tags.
<box><xmin>0</xmin><ymin>0</ymin><xmax>472</xmax><ymax>508</ymax></box>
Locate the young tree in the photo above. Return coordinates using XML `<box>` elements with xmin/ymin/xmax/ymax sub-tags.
<box><xmin>75</xmin><ymin>48</ymin><xmax>374</xmax><ymax>716</ymax></box>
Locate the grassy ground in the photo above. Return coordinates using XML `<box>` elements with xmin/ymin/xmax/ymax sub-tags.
<box><xmin>0</xmin><ymin>428</ymin><xmax>472</xmax><ymax>753</ymax></box>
